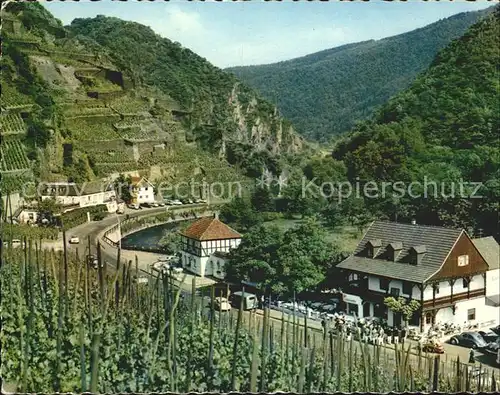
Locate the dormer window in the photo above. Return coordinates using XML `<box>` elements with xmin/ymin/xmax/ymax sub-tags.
<box><xmin>367</xmin><ymin>239</ymin><xmax>382</xmax><ymax>258</ymax></box>
<box><xmin>410</xmin><ymin>245</ymin><xmax>426</xmax><ymax>265</ymax></box>
<box><xmin>387</xmin><ymin>242</ymin><xmax>403</xmax><ymax>261</ymax></box>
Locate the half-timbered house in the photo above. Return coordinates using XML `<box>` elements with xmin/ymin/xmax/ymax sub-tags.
<box><xmin>337</xmin><ymin>221</ymin><xmax>499</xmax><ymax>330</ymax></box>
<box><xmin>180</xmin><ymin>214</ymin><xmax>242</xmax><ymax>278</ymax></box>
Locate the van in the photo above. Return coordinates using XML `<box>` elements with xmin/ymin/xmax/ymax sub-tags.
<box><xmin>231</xmin><ymin>291</ymin><xmax>259</xmax><ymax>311</ymax></box>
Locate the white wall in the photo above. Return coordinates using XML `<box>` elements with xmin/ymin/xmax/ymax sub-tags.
<box><xmin>453</xmin><ymin>297</ymin><xmax>499</xmax><ymax>326</ymax></box>
<box><xmin>422</xmin><ymin>274</ymin><xmax>485</xmax><ymax>301</ymax></box>
<box><xmin>201</xmin><ymin>238</ymin><xmax>241</xmax><ymax>256</ymax></box>
<box><xmin>18</xmin><ymin>210</ymin><xmax>37</xmax><ymax>224</ymax></box>
<box><xmin>435</xmin><ymin>307</ymin><xmax>454</xmax><ymax>324</ymax></box>
<box><xmin>206</xmin><ymin>255</ymin><xmax>228</xmax><ymax>280</ymax></box>
<box><xmin>486</xmin><ymin>269</ymin><xmax>499</xmax><ymax>297</ymax></box>
<box><xmin>368</xmin><ymin>275</ymin><xmax>420</xmax><ymax>299</ymax></box>
<box><xmin>181</xmin><ymin>251</ymin><xmax>209</xmax><ymax>278</ymax></box>
<box><xmin>136</xmin><ymin>186</ymin><xmax>155</xmax><ymax>204</ymax></box>
<box><xmin>42</xmin><ymin>190</ymin><xmax>116</xmax><ymax>208</ymax></box>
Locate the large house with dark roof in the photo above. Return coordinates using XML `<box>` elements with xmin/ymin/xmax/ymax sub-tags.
<box><xmin>180</xmin><ymin>214</ymin><xmax>242</xmax><ymax>279</ymax></box>
<box><xmin>337</xmin><ymin>221</ymin><xmax>499</xmax><ymax>330</ymax></box>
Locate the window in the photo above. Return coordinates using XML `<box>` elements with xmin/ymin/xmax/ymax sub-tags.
<box><xmin>463</xmin><ymin>278</ymin><xmax>470</xmax><ymax>288</ymax></box>
<box><xmin>433</xmin><ymin>283</ymin><xmax>440</xmax><ymax>294</ymax></box>
<box><xmin>379</xmin><ymin>278</ymin><xmax>390</xmax><ymax>291</ymax></box>
<box><xmin>403</xmin><ymin>282</ymin><xmax>413</xmax><ymax>295</ymax></box>
<box><xmin>144</xmin><ymin>187</ymin><xmax>148</xmax><ymax>191</ymax></box>
<box><xmin>390</xmin><ymin>287</ymin><xmax>400</xmax><ymax>297</ymax></box>
<box><xmin>425</xmin><ymin>313</ymin><xmax>432</xmax><ymax>324</ymax></box>
<box><xmin>458</xmin><ymin>255</ymin><xmax>469</xmax><ymax>267</ymax></box>
<box><xmin>467</xmin><ymin>308</ymin><xmax>476</xmax><ymax>321</ymax></box>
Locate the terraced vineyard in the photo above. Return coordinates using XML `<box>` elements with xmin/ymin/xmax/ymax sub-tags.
<box><xmin>0</xmin><ymin>173</ymin><xmax>33</xmax><ymax>193</ymax></box>
<box><xmin>0</xmin><ymin>113</ymin><xmax>27</xmax><ymax>135</ymax></box>
<box><xmin>1</xmin><ymin>82</ymin><xmax>35</xmax><ymax>110</ymax></box>
<box><xmin>78</xmin><ymin>141</ymin><xmax>138</xmax><ymax>175</ymax></box>
<box><xmin>63</xmin><ymin>116</ymin><xmax>121</xmax><ymax>141</ymax></box>
<box><xmin>0</xmin><ymin>139</ymin><xmax>30</xmax><ymax>172</ymax></box>
<box><xmin>113</xmin><ymin>118</ymin><xmax>143</xmax><ymax>130</ymax></box>
<box><xmin>63</xmin><ymin>105</ymin><xmax>114</xmax><ymax>118</ymax></box>
<box><xmin>109</xmin><ymin>94</ymin><xmax>151</xmax><ymax>115</ymax></box>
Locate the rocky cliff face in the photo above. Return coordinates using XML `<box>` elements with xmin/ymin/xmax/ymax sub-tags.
<box><xmin>228</xmin><ymin>83</ymin><xmax>303</xmax><ymax>155</ymax></box>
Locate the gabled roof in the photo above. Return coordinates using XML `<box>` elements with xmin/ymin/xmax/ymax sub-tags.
<box><xmin>130</xmin><ymin>176</ymin><xmax>153</xmax><ymax>188</ymax></box>
<box><xmin>473</xmin><ymin>236</ymin><xmax>499</xmax><ymax>270</ymax></box>
<box><xmin>181</xmin><ymin>216</ymin><xmax>241</xmax><ymax>241</ymax></box>
<box><xmin>337</xmin><ymin>221</ymin><xmax>463</xmax><ymax>283</ymax></box>
<box><xmin>412</xmin><ymin>245</ymin><xmax>427</xmax><ymax>254</ymax></box>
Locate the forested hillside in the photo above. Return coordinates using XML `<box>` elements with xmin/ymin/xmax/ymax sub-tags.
<box><xmin>332</xmin><ymin>6</ymin><xmax>499</xmax><ymax>238</ymax></box>
<box><xmin>228</xmin><ymin>7</ymin><xmax>493</xmax><ymax>141</ymax></box>
<box><xmin>1</xmin><ymin>2</ymin><xmax>306</xmax><ymax>194</ymax></box>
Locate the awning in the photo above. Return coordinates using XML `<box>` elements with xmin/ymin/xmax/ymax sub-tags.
<box><xmin>486</xmin><ymin>294</ymin><xmax>500</xmax><ymax>307</ymax></box>
<box><xmin>342</xmin><ymin>293</ymin><xmax>362</xmax><ymax>305</ymax></box>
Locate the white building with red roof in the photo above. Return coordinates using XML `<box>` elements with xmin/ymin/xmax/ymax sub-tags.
<box><xmin>180</xmin><ymin>214</ymin><xmax>242</xmax><ymax>279</ymax></box>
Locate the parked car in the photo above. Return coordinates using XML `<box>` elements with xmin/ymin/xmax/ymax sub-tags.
<box><xmin>483</xmin><ymin>337</ymin><xmax>500</xmax><ymax>355</ymax></box>
<box><xmin>449</xmin><ymin>331</ymin><xmax>488</xmax><ymax>349</ymax></box>
<box><xmin>151</xmin><ymin>261</ymin><xmax>170</xmax><ymax>274</ymax></box>
<box><xmin>422</xmin><ymin>341</ymin><xmax>445</xmax><ymax>354</ymax></box>
<box><xmin>151</xmin><ymin>202</ymin><xmax>159</xmax><ymax>207</ymax></box>
<box><xmin>478</xmin><ymin>330</ymin><xmax>499</xmax><ymax>343</ymax></box>
<box><xmin>128</xmin><ymin>204</ymin><xmax>140</xmax><ymax>210</ymax></box>
<box><xmin>87</xmin><ymin>255</ymin><xmax>103</xmax><ymax>269</ymax></box>
<box><xmin>213</xmin><ymin>297</ymin><xmax>231</xmax><ymax>312</ymax></box>
<box><xmin>141</xmin><ymin>202</ymin><xmax>152</xmax><ymax>208</ymax></box>
<box><xmin>490</xmin><ymin>325</ymin><xmax>500</xmax><ymax>336</ymax></box>
<box><xmin>116</xmin><ymin>208</ymin><xmax>124</xmax><ymax>214</ymax></box>
<box><xmin>158</xmin><ymin>202</ymin><xmax>166</xmax><ymax>207</ymax></box>
<box><xmin>230</xmin><ymin>291</ymin><xmax>259</xmax><ymax>310</ymax></box>
<box><xmin>171</xmin><ymin>200</ymin><xmax>183</xmax><ymax>205</ymax></box>
<box><xmin>69</xmin><ymin>236</ymin><xmax>80</xmax><ymax>244</ymax></box>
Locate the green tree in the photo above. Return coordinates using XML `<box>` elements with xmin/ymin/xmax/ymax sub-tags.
<box><xmin>226</xmin><ymin>224</ymin><xmax>282</xmax><ymax>290</ymax></box>
<box><xmin>37</xmin><ymin>197</ymin><xmax>62</xmax><ymax>225</ymax></box>
<box><xmin>275</xmin><ymin>218</ymin><xmax>335</xmax><ymax>295</ymax></box>
<box><xmin>383</xmin><ymin>296</ymin><xmax>421</xmax><ymax>327</ymax></box>
<box><xmin>114</xmin><ymin>174</ymin><xmax>132</xmax><ymax>204</ymax></box>
<box><xmin>220</xmin><ymin>197</ymin><xmax>262</xmax><ymax>231</ymax></box>
<box><xmin>251</xmin><ymin>187</ymin><xmax>274</xmax><ymax>212</ymax></box>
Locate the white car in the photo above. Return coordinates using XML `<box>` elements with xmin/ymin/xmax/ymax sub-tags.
<box><xmin>69</xmin><ymin>236</ymin><xmax>80</xmax><ymax>244</ymax></box>
<box><xmin>214</xmin><ymin>297</ymin><xmax>231</xmax><ymax>312</ymax></box>
<box><xmin>171</xmin><ymin>267</ymin><xmax>183</xmax><ymax>275</ymax></box>
<box><xmin>151</xmin><ymin>261</ymin><xmax>170</xmax><ymax>273</ymax></box>
<box><xmin>171</xmin><ymin>200</ymin><xmax>183</xmax><ymax>205</ymax></box>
